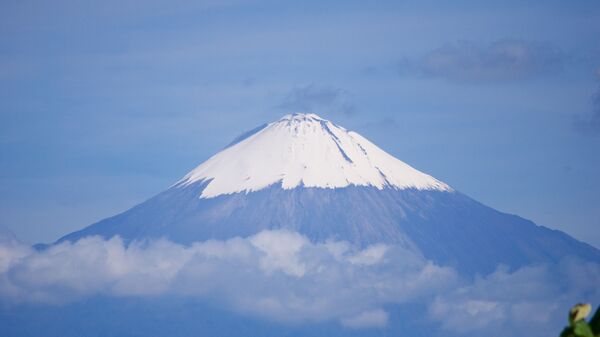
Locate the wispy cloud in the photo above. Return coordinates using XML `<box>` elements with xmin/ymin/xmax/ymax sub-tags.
<box><xmin>277</xmin><ymin>84</ymin><xmax>356</xmax><ymax>116</ymax></box>
<box><xmin>575</xmin><ymin>69</ymin><xmax>600</xmax><ymax>135</ymax></box>
<box><xmin>430</xmin><ymin>260</ymin><xmax>600</xmax><ymax>335</ymax></box>
<box><xmin>340</xmin><ymin>309</ymin><xmax>389</xmax><ymax>329</ymax></box>
<box><xmin>399</xmin><ymin>40</ymin><xmax>564</xmax><ymax>83</ymax></box>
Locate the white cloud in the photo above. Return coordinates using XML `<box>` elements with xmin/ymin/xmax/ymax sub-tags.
<box><xmin>347</xmin><ymin>244</ymin><xmax>388</xmax><ymax>266</ymax></box>
<box><xmin>399</xmin><ymin>40</ymin><xmax>564</xmax><ymax>82</ymax></box>
<box><xmin>0</xmin><ymin>230</ymin><xmax>455</xmax><ymax>326</ymax></box>
<box><xmin>341</xmin><ymin>309</ymin><xmax>389</xmax><ymax>329</ymax></box>
<box><xmin>1</xmin><ymin>230</ymin><xmax>599</xmax><ymax>335</ymax></box>
<box><xmin>429</xmin><ymin>261</ymin><xmax>600</xmax><ymax>335</ymax></box>
<box><xmin>250</xmin><ymin>230</ymin><xmax>308</xmax><ymax>277</ymax></box>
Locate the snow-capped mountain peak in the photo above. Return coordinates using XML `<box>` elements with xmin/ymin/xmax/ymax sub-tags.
<box><xmin>60</xmin><ymin>113</ymin><xmax>600</xmax><ymax>276</ymax></box>
<box><xmin>176</xmin><ymin>113</ymin><xmax>451</xmax><ymax>198</ymax></box>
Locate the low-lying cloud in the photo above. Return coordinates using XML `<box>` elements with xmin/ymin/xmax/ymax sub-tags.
<box><xmin>399</xmin><ymin>40</ymin><xmax>563</xmax><ymax>82</ymax></box>
<box><xmin>1</xmin><ymin>230</ymin><xmax>599</xmax><ymax>334</ymax></box>
<box><xmin>0</xmin><ymin>230</ymin><xmax>454</xmax><ymax>327</ymax></box>
<box><xmin>430</xmin><ymin>260</ymin><xmax>600</xmax><ymax>336</ymax></box>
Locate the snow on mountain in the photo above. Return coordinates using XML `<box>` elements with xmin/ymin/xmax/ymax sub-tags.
<box><xmin>176</xmin><ymin>113</ymin><xmax>451</xmax><ymax>198</ymax></box>
<box><xmin>57</xmin><ymin>112</ymin><xmax>600</xmax><ymax>275</ymax></box>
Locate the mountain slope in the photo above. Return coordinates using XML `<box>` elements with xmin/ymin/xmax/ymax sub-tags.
<box><xmin>58</xmin><ymin>113</ymin><xmax>600</xmax><ymax>274</ymax></box>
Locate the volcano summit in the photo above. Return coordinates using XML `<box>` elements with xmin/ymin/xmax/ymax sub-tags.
<box><xmin>59</xmin><ymin>113</ymin><xmax>600</xmax><ymax>274</ymax></box>
<box><xmin>177</xmin><ymin>113</ymin><xmax>450</xmax><ymax>197</ymax></box>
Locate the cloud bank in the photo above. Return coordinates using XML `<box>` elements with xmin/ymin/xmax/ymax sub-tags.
<box><xmin>0</xmin><ymin>230</ymin><xmax>454</xmax><ymax>328</ymax></box>
<box><xmin>431</xmin><ymin>259</ymin><xmax>600</xmax><ymax>336</ymax></box>
<box><xmin>0</xmin><ymin>230</ymin><xmax>599</xmax><ymax>334</ymax></box>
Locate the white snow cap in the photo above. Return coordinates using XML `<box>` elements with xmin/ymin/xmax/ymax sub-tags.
<box><xmin>177</xmin><ymin>113</ymin><xmax>452</xmax><ymax>198</ymax></box>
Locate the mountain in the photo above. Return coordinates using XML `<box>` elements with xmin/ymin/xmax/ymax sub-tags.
<box><xmin>58</xmin><ymin>113</ymin><xmax>600</xmax><ymax>274</ymax></box>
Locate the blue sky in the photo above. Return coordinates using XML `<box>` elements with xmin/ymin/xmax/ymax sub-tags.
<box><xmin>1</xmin><ymin>0</ymin><xmax>599</xmax><ymax>247</ymax></box>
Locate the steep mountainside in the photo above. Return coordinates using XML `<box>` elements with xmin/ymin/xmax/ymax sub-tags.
<box><xmin>59</xmin><ymin>113</ymin><xmax>600</xmax><ymax>274</ymax></box>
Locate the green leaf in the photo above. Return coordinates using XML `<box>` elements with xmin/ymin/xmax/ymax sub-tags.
<box><xmin>573</xmin><ymin>321</ymin><xmax>594</xmax><ymax>337</ymax></box>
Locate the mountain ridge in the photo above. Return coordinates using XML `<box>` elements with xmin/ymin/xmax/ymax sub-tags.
<box><xmin>56</xmin><ymin>113</ymin><xmax>600</xmax><ymax>275</ymax></box>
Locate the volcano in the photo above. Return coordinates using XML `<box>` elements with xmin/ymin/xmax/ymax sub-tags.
<box><xmin>59</xmin><ymin>113</ymin><xmax>600</xmax><ymax>274</ymax></box>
